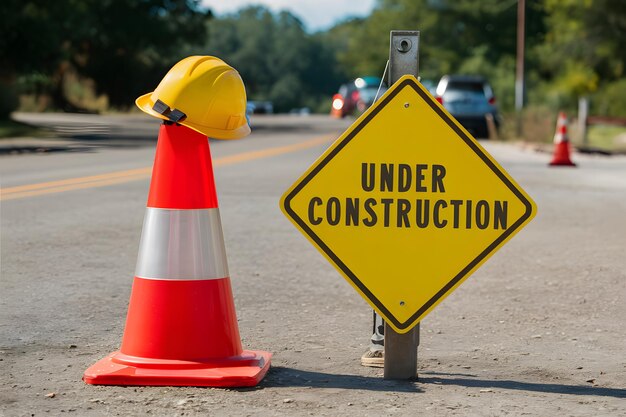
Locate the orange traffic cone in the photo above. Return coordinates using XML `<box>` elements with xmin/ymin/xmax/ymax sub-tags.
<box><xmin>83</xmin><ymin>123</ymin><xmax>271</xmax><ymax>387</ymax></box>
<box><xmin>549</xmin><ymin>112</ymin><xmax>576</xmax><ymax>166</ymax></box>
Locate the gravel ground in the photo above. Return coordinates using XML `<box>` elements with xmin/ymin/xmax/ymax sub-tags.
<box><xmin>1</xmin><ymin>116</ymin><xmax>625</xmax><ymax>416</ymax></box>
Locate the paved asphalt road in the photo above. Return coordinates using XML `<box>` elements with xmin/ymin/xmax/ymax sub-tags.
<box><xmin>1</xmin><ymin>114</ymin><xmax>625</xmax><ymax>416</ymax></box>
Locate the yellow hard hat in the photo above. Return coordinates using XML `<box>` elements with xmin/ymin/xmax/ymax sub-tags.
<box><xmin>136</xmin><ymin>56</ymin><xmax>250</xmax><ymax>140</ymax></box>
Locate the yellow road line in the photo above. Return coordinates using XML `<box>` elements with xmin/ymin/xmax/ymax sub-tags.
<box><xmin>1</xmin><ymin>173</ymin><xmax>151</xmax><ymax>201</ymax></box>
<box><xmin>213</xmin><ymin>134</ymin><xmax>334</xmax><ymax>166</ymax></box>
<box><xmin>2</xmin><ymin>167</ymin><xmax>153</xmax><ymax>195</ymax></box>
<box><xmin>0</xmin><ymin>134</ymin><xmax>336</xmax><ymax>201</ymax></box>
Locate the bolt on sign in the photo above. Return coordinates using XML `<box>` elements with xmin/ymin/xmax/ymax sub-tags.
<box><xmin>281</xmin><ymin>75</ymin><xmax>536</xmax><ymax>334</ymax></box>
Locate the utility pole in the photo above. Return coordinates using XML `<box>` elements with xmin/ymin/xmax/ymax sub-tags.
<box><xmin>515</xmin><ymin>0</ymin><xmax>526</xmax><ymax>138</ymax></box>
<box><xmin>578</xmin><ymin>97</ymin><xmax>589</xmax><ymax>146</ymax></box>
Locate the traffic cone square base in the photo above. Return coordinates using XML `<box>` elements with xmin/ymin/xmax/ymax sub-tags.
<box><xmin>83</xmin><ymin>350</ymin><xmax>271</xmax><ymax>387</ymax></box>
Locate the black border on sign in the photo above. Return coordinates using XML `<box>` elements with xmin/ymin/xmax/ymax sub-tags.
<box><xmin>283</xmin><ymin>77</ymin><xmax>534</xmax><ymax>331</ymax></box>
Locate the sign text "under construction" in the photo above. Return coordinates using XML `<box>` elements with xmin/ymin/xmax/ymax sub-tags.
<box><xmin>307</xmin><ymin>163</ymin><xmax>509</xmax><ymax>230</ymax></box>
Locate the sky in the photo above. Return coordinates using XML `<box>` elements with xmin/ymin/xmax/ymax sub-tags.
<box><xmin>200</xmin><ymin>0</ymin><xmax>377</xmax><ymax>32</ymax></box>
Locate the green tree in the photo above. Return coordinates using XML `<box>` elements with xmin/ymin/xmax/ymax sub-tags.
<box><xmin>203</xmin><ymin>6</ymin><xmax>343</xmax><ymax>112</ymax></box>
<box><xmin>334</xmin><ymin>0</ymin><xmax>547</xmax><ymax>111</ymax></box>
<box><xmin>1</xmin><ymin>0</ymin><xmax>208</xmax><ymax>113</ymax></box>
<box><xmin>533</xmin><ymin>0</ymin><xmax>626</xmax><ymax>110</ymax></box>
<box><xmin>75</xmin><ymin>0</ymin><xmax>209</xmax><ymax>108</ymax></box>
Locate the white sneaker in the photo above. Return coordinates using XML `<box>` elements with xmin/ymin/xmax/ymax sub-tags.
<box><xmin>361</xmin><ymin>349</ymin><xmax>384</xmax><ymax>367</ymax></box>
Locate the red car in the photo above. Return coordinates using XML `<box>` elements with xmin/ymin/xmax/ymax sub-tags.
<box><xmin>331</xmin><ymin>77</ymin><xmax>387</xmax><ymax>118</ymax></box>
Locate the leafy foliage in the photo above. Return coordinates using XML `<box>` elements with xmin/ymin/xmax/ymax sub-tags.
<box><xmin>532</xmin><ymin>0</ymin><xmax>626</xmax><ymax>111</ymax></box>
<box><xmin>2</xmin><ymin>0</ymin><xmax>625</xmax><ymax>118</ymax></box>
<box><xmin>1</xmin><ymin>0</ymin><xmax>208</xmax><ymax>111</ymax></box>
<box><xmin>336</xmin><ymin>0</ymin><xmax>547</xmax><ymax>111</ymax></box>
<box><xmin>202</xmin><ymin>6</ymin><xmax>344</xmax><ymax>112</ymax></box>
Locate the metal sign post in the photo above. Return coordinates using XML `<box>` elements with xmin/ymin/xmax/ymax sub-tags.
<box><xmin>384</xmin><ymin>30</ymin><xmax>420</xmax><ymax>380</ymax></box>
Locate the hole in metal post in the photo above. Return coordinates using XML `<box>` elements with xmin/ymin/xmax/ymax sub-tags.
<box><xmin>397</xmin><ymin>38</ymin><xmax>411</xmax><ymax>53</ymax></box>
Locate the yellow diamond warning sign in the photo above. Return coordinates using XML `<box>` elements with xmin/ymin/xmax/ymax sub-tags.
<box><xmin>280</xmin><ymin>75</ymin><xmax>536</xmax><ymax>334</ymax></box>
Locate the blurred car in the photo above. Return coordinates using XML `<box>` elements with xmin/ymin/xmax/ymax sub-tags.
<box><xmin>289</xmin><ymin>107</ymin><xmax>311</xmax><ymax>115</ymax></box>
<box><xmin>246</xmin><ymin>101</ymin><xmax>273</xmax><ymax>114</ymax></box>
<box><xmin>419</xmin><ymin>78</ymin><xmax>437</xmax><ymax>96</ymax></box>
<box><xmin>330</xmin><ymin>77</ymin><xmax>387</xmax><ymax>118</ymax></box>
<box><xmin>435</xmin><ymin>75</ymin><xmax>499</xmax><ymax>138</ymax></box>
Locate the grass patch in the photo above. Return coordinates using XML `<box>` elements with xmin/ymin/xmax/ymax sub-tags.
<box><xmin>499</xmin><ymin>108</ymin><xmax>557</xmax><ymax>143</ymax></box>
<box><xmin>498</xmin><ymin>108</ymin><xmax>626</xmax><ymax>153</ymax></box>
<box><xmin>585</xmin><ymin>125</ymin><xmax>626</xmax><ymax>153</ymax></box>
<box><xmin>0</xmin><ymin>119</ymin><xmax>49</xmax><ymax>139</ymax></box>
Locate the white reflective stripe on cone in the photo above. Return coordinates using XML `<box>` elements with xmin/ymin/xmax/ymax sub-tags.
<box><xmin>135</xmin><ymin>208</ymin><xmax>229</xmax><ymax>280</ymax></box>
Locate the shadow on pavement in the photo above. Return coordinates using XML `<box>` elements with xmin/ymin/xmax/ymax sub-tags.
<box><xmin>0</xmin><ymin>134</ymin><xmax>158</xmax><ymax>156</ymax></box>
<box><xmin>261</xmin><ymin>366</ymin><xmax>423</xmax><ymax>393</ymax></box>
<box><xmin>3</xmin><ymin>114</ymin><xmax>350</xmax><ymax>156</ymax></box>
<box><xmin>0</xmin><ymin>145</ymin><xmax>97</xmax><ymax>156</ymax></box>
<box><xmin>419</xmin><ymin>374</ymin><xmax>626</xmax><ymax>398</ymax></box>
<box><xmin>0</xmin><ymin>128</ymin><xmax>254</xmax><ymax>155</ymax></box>
<box><xmin>261</xmin><ymin>368</ymin><xmax>625</xmax><ymax>397</ymax></box>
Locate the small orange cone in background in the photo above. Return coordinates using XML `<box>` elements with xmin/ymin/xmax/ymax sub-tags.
<box><xmin>83</xmin><ymin>56</ymin><xmax>270</xmax><ymax>387</ymax></box>
<box><xmin>549</xmin><ymin>112</ymin><xmax>576</xmax><ymax>167</ymax></box>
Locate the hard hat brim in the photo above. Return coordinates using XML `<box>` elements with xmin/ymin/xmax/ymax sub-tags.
<box><xmin>135</xmin><ymin>92</ymin><xmax>251</xmax><ymax>140</ymax></box>
<box><xmin>136</xmin><ymin>93</ymin><xmax>171</xmax><ymax>123</ymax></box>
<box><xmin>183</xmin><ymin>118</ymin><xmax>251</xmax><ymax>140</ymax></box>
